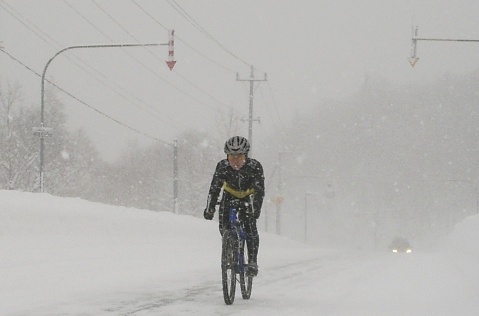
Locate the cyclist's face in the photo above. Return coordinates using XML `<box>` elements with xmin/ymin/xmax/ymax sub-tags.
<box><xmin>227</xmin><ymin>154</ymin><xmax>246</xmax><ymax>170</ymax></box>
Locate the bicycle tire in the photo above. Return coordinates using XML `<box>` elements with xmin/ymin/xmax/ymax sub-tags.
<box><xmin>239</xmin><ymin>239</ymin><xmax>253</xmax><ymax>299</ymax></box>
<box><xmin>221</xmin><ymin>230</ymin><xmax>236</xmax><ymax>305</ymax></box>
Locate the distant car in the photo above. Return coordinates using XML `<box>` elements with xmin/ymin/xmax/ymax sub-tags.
<box><xmin>389</xmin><ymin>237</ymin><xmax>412</xmax><ymax>253</ymax></box>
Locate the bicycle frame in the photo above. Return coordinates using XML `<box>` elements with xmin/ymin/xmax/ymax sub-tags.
<box><xmin>228</xmin><ymin>207</ymin><xmax>246</xmax><ymax>274</ymax></box>
<box><xmin>221</xmin><ymin>206</ymin><xmax>253</xmax><ymax>304</ymax></box>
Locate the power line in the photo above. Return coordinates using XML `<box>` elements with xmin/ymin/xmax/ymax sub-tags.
<box><xmin>3</xmin><ymin>0</ymin><xmax>280</xmax><ymax>146</ymax></box>
<box><xmin>1</xmin><ymin>0</ymin><xmax>186</xmax><ymax>131</ymax></box>
<box><xmin>158</xmin><ymin>1</ymin><xmax>276</xmax><ymax>134</ymax></box>
<box><xmin>260</xmin><ymin>82</ymin><xmax>288</xmax><ymax>137</ymax></box>
<box><xmin>91</xmin><ymin>0</ymin><xmax>229</xmax><ymax>111</ymax></box>
<box><xmin>64</xmin><ymin>0</ymin><xmax>232</xmax><ymax>133</ymax></box>
<box><xmin>64</xmin><ymin>0</ymin><xmax>222</xmax><ymax>118</ymax></box>
<box><xmin>131</xmin><ymin>0</ymin><xmax>238</xmax><ymax>74</ymax></box>
<box><xmin>166</xmin><ymin>0</ymin><xmax>252</xmax><ymax>68</ymax></box>
<box><xmin>131</xmin><ymin>0</ymin><xmax>275</xmax><ymax>129</ymax></box>
<box><xmin>3</xmin><ymin>0</ymin><xmax>227</xmax><ymax>133</ymax></box>
<box><xmin>131</xmin><ymin>0</ymin><xmax>280</xmax><ymax>151</ymax></box>
<box><xmin>0</xmin><ymin>48</ymin><xmax>173</xmax><ymax>146</ymax></box>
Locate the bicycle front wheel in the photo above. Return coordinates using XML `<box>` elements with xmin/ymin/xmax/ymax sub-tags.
<box><xmin>240</xmin><ymin>239</ymin><xmax>253</xmax><ymax>299</ymax></box>
<box><xmin>221</xmin><ymin>230</ymin><xmax>236</xmax><ymax>305</ymax></box>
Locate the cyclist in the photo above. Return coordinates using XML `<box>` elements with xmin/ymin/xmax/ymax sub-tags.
<box><xmin>204</xmin><ymin>136</ymin><xmax>265</xmax><ymax>276</ymax></box>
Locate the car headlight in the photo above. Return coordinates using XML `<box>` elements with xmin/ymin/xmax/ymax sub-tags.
<box><xmin>406</xmin><ymin>249</ymin><xmax>412</xmax><ymax>253</ymax></box>
<box><xmin>392</xmin><ymin>249</ymin><xmax>398</xmax><ymax>253</ymax></box>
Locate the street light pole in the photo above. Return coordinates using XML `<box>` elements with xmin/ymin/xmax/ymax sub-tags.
<box><xmin>37</xmin><ymin>33</ymin><xmax>174</xmax><ymax>193</ymax></box>
<box><xmin>408</xmin><ymin>26</ymin><xmax>479</xmax><ymax>218</ymax></box>
<box><xmin>408</xmin><ymin>26</ymin><xmax>479</xmax><ymax>67</ymax></box>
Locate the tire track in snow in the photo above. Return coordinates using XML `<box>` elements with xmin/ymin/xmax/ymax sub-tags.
<box><xmin>108</xmin><ymin>251</ymin><xmax>360</xmax><ymax>315</ymax></box>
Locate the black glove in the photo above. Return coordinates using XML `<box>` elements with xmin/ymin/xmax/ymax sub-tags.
<box><xmin>204</xmin><ymin>208</ymin><xmax>215</xmax><ymax>220</ymax></box>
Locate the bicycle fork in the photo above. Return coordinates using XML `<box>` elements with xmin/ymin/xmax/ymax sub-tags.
<box><xmin>229</xmin><ymin>208</ymin><xmax>247</xmax><ymax>275</ymax></box>
<box><xmin>230</xmin><ymin>229</ymin><xmax>243</xmax><ymax>274</ymax></box>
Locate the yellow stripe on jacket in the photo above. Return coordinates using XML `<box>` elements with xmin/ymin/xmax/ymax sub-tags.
<box><xmin>222</xmin><ymin>182</ymin><xmax>254</xmax><ymax>199</ymax></box>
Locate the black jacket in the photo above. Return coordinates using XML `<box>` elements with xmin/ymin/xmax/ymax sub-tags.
<box><xmin>206</xmin><ymin>157</ymin><xmax>265</xmax><ymax>217</ymax></box>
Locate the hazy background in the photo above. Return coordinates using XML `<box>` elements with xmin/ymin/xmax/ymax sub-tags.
<box><xmin>3</xmin><ymin>0</ymin><xmax>479</xmax><ymax>159</ymax></box>
<box><xmin>2</xmin><ymin>0</ymin><xmax>479</xmax><ymax>247</ymax></box>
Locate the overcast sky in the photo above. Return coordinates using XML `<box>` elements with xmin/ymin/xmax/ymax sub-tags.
<box><xmin>2</xmin><ymin>0</ymin><xmax>479</xmax><ymax>161</ymax></box>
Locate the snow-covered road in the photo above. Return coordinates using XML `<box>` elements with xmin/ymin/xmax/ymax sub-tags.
<box><xmin>1</xmin><ymin>191</ymin><xmax>479</xmax><ymax>315</ymax></box>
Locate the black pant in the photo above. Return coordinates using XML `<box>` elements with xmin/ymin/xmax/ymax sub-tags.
<box><xmin>218</xmin><ymin>198</ymin><xmax>260</xmax><ymax>263</ymax></box>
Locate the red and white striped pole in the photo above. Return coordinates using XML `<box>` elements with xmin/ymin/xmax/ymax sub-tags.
<box><xmin>166</xmin><ymin>30</ymin><xmax>176</xmax><ymax>71</ymax></box>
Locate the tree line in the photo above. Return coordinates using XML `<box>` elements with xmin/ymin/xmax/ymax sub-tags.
<box><xmin>275</xmin><ymin>70</ymin><xmax>479</xmax><ymax>246</ymax></box>
<box><xmin>0</xmin><ymin>80</ymin><xmax>223</xmax><ymax>217</ymax></box>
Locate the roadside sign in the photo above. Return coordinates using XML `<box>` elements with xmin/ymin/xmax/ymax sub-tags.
<box><xmin>33</xmin><ymin>127</ymin><xmax>53</xmax><ymax>138</ymax></box>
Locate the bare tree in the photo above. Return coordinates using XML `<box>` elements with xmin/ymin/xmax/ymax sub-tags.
<box><xmin>0</xmin><ymin>81</ymin><xmax>37</xmax><ymax>190</ymax></box>
<box><xmin>176</xmin><ymin>130</ymin><xmax>221</xmax><ymax>216</ymax></box>
<box><xmin>0</xmin><ymin>81</ymin><xmax>101</xmax><ymax>194</ymax></box>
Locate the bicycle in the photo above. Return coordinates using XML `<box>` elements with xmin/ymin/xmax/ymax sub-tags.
<box><xmin>221</xmin><ymin>207</ymin><xmax>254</xmax><ymax>305</ymax></box>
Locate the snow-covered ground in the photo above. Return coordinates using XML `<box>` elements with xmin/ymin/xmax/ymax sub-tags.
<box><xmin>1</xmin><ymin>190</ymin><xmax>478</xmax><ymax>315</ymax></box>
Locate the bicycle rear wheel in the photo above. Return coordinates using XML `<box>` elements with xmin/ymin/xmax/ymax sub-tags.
<box><xmin>240</xmin><ymin>239</ymin><xmax>253</xmax><ymax>299</ymax></box>
<box><xmin>221</xmin><ymin>231</ymin><xmax>236</xmax><ymax>305</ymax></box>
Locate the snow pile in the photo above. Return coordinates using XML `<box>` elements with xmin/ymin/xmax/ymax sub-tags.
<box><xmin>0</xmin><ymin>191</ymin><xmax>210</xmax><ymax>312</ymax></box>
<box><xmin>446</xmin><ymin>213</ymin><xmax>479</xmax><ymax>253</ymax></box>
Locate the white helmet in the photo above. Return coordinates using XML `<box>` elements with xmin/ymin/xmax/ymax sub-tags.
<box><xmin>224</xmin><ymin>136</ymin><xmax>250</xmax><ymax>155</ymax></box>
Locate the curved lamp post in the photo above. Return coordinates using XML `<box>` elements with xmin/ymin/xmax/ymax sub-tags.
<box><xmin>36</xmin><ymin>31</ymin><xmax>175</xmax><ymax>193</ymax></box>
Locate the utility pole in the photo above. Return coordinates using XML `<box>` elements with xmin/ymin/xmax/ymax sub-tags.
<box><xmin>273</xmin><ymin>151</ymin><xmax>289</xmax><ymax>235</ymax></box>
<box><xmin>277</xmin><ymin>152</ymin><xmax>283</xmax><ymax>235</ymax></box>
<box><xmin>236</xmin><ymin>66</ymin><xmax>267</xmax><ymax>155</ymax></box>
